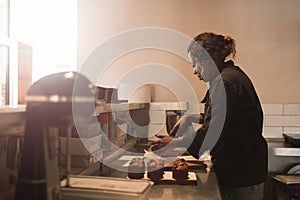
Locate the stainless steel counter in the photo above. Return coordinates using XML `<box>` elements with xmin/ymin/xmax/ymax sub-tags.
<box><xmin>149</xmin><ymin>102</ymin><xmax>188</xmax><ymax>111</ymax></box>
<box><xmin>148</xmin><ymin>170</ymin><xmax>221</xmax><ymax>200</ymax></box>
<box><xmin>98</xmin><ymin>150</ymin><xmax>221</xmax><ymax>200</ymax></box>
<box><xmin>60</xmin><ymin>169</ymin><xmax>221</xmax><ymax>200</ymax></box>
<box><xmin>267</xmin><ymin>138</ymin><xmax>300</xmax><ymax>172</ymax></box>
<box><xmin>95</xmin><ymin>102</ymin><xmax>150</xmax><ymax>114</ymax></box>
<box><xmin>267</xmin><ymin>138</ymin><xmax>300</xmax><ymax>157</ymax></box>
<box><xmin>101</xmin><ymin>169</ymin><xmax>221</xmax><ymax>200</ymax></box>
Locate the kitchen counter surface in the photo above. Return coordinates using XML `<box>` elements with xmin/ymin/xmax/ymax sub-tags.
<box><xmin>101</xmin><ymin>154</ymin><xmax>221</xmax><ymax>200</ymax></box>
<box><xmin>61</xmin><ymin>169</ymin><xmax>221</xmax><ymax>200</ymax></box>
<box><xmin>95</xmin><ymin>102</ymin><xmax>150</xmax><ymax>114</ymax></box>
<box><xmin>148</xmin><ymin>170</ymin><xmax>221</xmax><ymax>200</ymax></box>
<box><xmin>59</xmin><ymin>140</ymin><xmax>222</xmax><ymax>200</ymax></box>
<box><xmin>62</xmin><ymin>168</ymin><xmax>221</xmax><ymax>200</ymax></box>
<box><xmin>266</xmin><ymin>138</ymin><xmax>300</xmax><ymax>173</ymax></box>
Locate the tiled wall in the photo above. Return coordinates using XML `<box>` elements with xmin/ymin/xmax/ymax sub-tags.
<box><xmin>148</xmin><ymin>103</ymin><xmax>300</xmax><ymax>139</ymax></box>
<box><xmin>262</xmin><ymin>104</ymin><xmax>300</xmax><ymax>138</ymax></box>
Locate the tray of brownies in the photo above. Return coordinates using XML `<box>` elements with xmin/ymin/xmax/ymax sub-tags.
<box><xmin>127</xmin><ymin>157</ymin><xmax>198</xmax><ymax>185</ymax></box>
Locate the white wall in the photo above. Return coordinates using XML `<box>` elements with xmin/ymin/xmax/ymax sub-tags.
<box><xmin>77</xmin><ymin>0</ymin><xmax>300</xmax><ymax>104</ymax></box>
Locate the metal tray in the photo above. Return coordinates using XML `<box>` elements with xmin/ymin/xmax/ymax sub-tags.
<box><xmin>61</xmin><ymin>175</ymin><xmax>153</xmax><ymax>200</ymax></box>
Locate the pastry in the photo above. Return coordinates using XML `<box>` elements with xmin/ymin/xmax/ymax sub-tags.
<box><xmin>172</xmin><ymin>158</ymin><xmax>189</xmax><ymax>180</ymax></box>
<box><xmin>147</xmin><ymin>159</ymin><xmax>165</xmax><ymax>180</ymax></box>
<box><xmin>128</xmin><ymin>157</ymin><xmax>145</xmax><ymax>179</ymax></box>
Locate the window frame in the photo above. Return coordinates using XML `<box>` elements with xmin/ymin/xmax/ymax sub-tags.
<box><xmin>0</xmin><ymin>0</ymin><xmax>12</xmax><ymax>106</ymax></box>
<box><xmin>0</xmin><ymin>44</ymin><xmax>9</xmax><ymax>105</ymax></box>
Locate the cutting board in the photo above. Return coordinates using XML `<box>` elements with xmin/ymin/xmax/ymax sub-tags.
<box><xmin>273</xmin><ymin>175</ymin><xmax>300</xmax><ymax>185</ymax></box>
<box><xmin>128</xmin><ymin>171</ymin><xmax>197</xmax><ymax>185</ymax></box>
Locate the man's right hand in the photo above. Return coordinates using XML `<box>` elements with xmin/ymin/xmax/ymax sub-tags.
<box><xmin>169</xmin><ymin>114</ymin><xmax>203</xmax><ymax>137</ymax></box>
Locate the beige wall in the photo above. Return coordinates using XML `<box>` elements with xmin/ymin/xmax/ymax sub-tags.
<box><xmin>78</xmin><ymin>0</ymin><xmax>300</xmax><ymax>104</ymax></box>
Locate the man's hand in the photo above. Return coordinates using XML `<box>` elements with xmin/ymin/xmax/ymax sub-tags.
<box><xmin>169</xmin><ymin>114</ymin><xmax>203</xmax><ymax>137</ymax></box>
<box><xmin>158</xmin><ymin>135</ymin><xmax>173</xmax><ymax>144</ymax></box>
<box><xmin>150</xmin><ymin>136</ymin><xmax>174</xmax><ymax>151</ymax></box>
<box><xmin>150</xmin><ymin>136</ymin><xmax>185</xmax><ymax>156</ymax></box>
<box><xmin>169</xmin><ymin>115</ymin><xmax>192</xmax><ymax>137</ymax></box>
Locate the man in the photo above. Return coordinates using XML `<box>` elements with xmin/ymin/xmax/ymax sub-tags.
<box><xmin>158</xmin><ymin>32</ymin><xmax>268</xmax><ymax>200</ymax></box>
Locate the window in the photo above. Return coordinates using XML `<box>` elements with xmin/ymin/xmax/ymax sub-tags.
<box><xmin>14</xmin><ymin>0</ymin><xmax>77</xmax><ymax>83</ymax></box>
<box><xmin>0</xmin><ymin>0</ymin><xmax>77</xmax><ymax>106</ymax></box>
<box><xmin>0</xmin><ymin>0</ymin><xmax>9</xmax><ymax>37</ymax></box>
<box><xmin>0</xmin><ymin>0</ymin><xmax>9</xmax><ymax>106</ymax></box>
<box><xmin>0</xmin><ymin>45</ymin><xmax>8</xmax><ymax>105</ymax></box>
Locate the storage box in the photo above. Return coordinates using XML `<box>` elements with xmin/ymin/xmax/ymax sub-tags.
<box><xmin>59</xmin><ymin>152</ymin><xmax>102</xmax><ymax>169</ymax></box>
<box><xmin>59</xmin><ymin>135</ymin><xmax>103</xmax><ymax>168</ymax></box>
<box><xmin>95</xmin><ymin>86</ymin><xmax>118</xmax><ymax>103</ymax></box>
<box><xmin>59</xmin><ymin>135</ymin><xmax>102</xmax><ymax>156</ymax></box>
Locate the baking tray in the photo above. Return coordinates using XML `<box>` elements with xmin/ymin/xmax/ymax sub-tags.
<box><xmin>61</xmin><ymin>175</ymin><xmax>153</xmax><ymax>200</ymax></box>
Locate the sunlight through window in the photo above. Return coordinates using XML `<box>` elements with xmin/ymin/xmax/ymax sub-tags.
<box><xmin>13</xmin><ymin>0</ymin><xmax>77</xmax><ymax>82</ymax></box>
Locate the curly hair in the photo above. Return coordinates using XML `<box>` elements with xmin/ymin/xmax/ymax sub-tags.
<box><xmin>188</xmin><ymin>32</ymin><xmax>236</xmax><ymax>62</ymax></box>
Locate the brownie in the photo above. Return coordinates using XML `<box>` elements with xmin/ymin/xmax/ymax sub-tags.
<box><xmin>172</xmin><ymin>158</ymin><xmax>189</xmax><ymax>180</ymax></box>
<box><xmin>128</xmin><ymin>157</ymin><xmax>145</xmax><ymax>179</ymax></box>
<box><xmin>147</xmin><ymin>159</ymin><xmax>165</xmax><ymax>180</ymax></box>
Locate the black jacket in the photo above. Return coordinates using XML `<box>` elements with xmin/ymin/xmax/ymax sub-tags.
<box><xmin>188</xmin><ymin>60</ymin><xmax>268</xmax><ymax>189</ymax></box>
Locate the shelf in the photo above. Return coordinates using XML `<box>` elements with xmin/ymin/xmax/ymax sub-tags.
<box><xmin>267</xmin><ymin>138</ymin><xmax>300</xmax><ymax>157</ymax></box>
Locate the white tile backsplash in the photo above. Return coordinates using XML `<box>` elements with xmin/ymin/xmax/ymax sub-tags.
<box><xmin>284</xmin><ymin>104</ymin><xmax>300</xmax><ymax>115</ymax></box>
<box><xmin>146</xmin><ymin>103</ymin><xmax>300</xmax><ymax>139</ymax></box>
<box><xmin>262</xmin><ymin>104</ymin><xmax>283</xmax><ymax>115</ymax></box>
<box><xmin>264</xmin><ymin>116</ymin><xmax>285</xmax><ymax>126</ymax></box>
<box><xmin>283</xmin><ymin>116</ymin><xmax>300</xmax><ymax>126</ymax></box>
<box><xmin>262</xmin><ymin>127</ymin><xmax>283</xmax><ymax>138</ymax></box>
<box><xmin>283</xmin><ymin>127</ymin><xmax>300</xmax><ymax>134</ymax></box>
<box><xmin>265</xmin><ymin>116</ymin><xmax>300</xmax><ymax>127</ymax></box>
<box><xmin>263</xmin><ymin>103</ymin><xmax>300</xmax><ymax>138</ymax></box>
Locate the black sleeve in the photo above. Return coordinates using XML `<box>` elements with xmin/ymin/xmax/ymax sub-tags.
<box><xmin>187</xmin><ymin>128</ymin><xmax>207</xmax><ymax>159</ymax></box>
<box><xmin>187</xmin><ymin>78</ymin><xmax>227</xmax><ymax>159</ymax></box>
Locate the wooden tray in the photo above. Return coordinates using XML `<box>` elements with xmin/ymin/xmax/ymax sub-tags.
<box><xmin>128</xmin><ymin>171</ymin><xmax>197</xmax><ymax>185</ymax></box>
<box><xmin>164</xmin><ymin>161</ymin><xmax>207</xmax><ymax>170</ymax></box>
<box><xmin>273</xmin><ymin>175</ymin><xmax>300</xmax><ymax>185</ymax></box>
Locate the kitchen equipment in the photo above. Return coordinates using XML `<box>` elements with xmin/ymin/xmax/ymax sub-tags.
<box><xmin>15</xmin><ymin>72</ymin><xmax>95</xmax><ymax>200</ymax></box>
<box><xmin>287</xmin><ymin>165</ymin><xmax>300</xmax><ymax>175</ymax></box>
<box><xmin>95</xmin><ymin>86</ymin><xmax>118</xmax><ymax>103</ymax></box>
<box><xmin>273</xmin><ymin>174</ymin><xmax>300</xmax><ymax>199</ymax></box>
<box><xmin>283</xmin><ymin>133</ymin><xmax>300</xmax><ymax>147</ymax></box>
